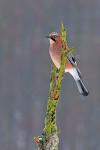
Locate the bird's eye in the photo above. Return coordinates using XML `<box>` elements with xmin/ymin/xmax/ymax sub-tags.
<box><xmin>52</xmin><ymin>35</ymin><xmax>58</xmax><ymax>40</ymax></box>
<box><xmin>53</xmin><ymin>34</ymin><xmax>56</xmax><ymax>37</ymax></box>
<box><xmin>51</xmin><ymin>32</ymin><xmax>58</xmax><ymax>38</ymax></box>
<box><xmin>50</xmin><ymin>32</ymin><xmax>58</xmax><ymax>42</ymax></box>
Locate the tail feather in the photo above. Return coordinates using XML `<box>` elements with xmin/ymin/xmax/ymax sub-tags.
<box><xmin>67</xmin><ymin>68</ymin><xmax>89</xmax><ymax>96</ymax></box>
<box><xmin>75</xmin><ymin>79</ymin><xmax>89</xmax><ymax>96</ymax></box>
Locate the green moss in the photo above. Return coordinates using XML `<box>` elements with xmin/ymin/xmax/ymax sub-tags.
<box><xmin>34</xmin><ymin>23</ymin><xmax>74</xmax><ymax>150</ymax></box>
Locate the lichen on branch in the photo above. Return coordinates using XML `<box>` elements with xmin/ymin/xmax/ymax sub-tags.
<box><xmin>34</xmin><ymin>23</ymin><xmax>74</xmax><ymax>150</ymax></box>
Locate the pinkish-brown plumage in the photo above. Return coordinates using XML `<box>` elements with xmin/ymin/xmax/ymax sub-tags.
<box><xmin>46</xmin><ymin>32</ymin><xmax>89</xmax><ymax>96</ymax></box>
<box><xmin>49</xmin><ymin>32</ymin><xmax>73</xmax><ymax>70</ymax></box>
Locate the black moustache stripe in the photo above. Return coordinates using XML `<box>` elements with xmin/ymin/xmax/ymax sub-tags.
<box><xmin>50</xmin><ymin>37</ymin><xmax>56</xmax><ymax>42</ymax></box>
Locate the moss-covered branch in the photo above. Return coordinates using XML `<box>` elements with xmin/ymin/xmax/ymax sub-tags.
<box><xmin>34</xmin><ymin>23</ymin><xmax>74</xmax><ymax>150</ymax></box>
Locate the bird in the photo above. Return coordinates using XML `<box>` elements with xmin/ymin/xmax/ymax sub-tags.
<box><xmin>46</xmin><ymin>32</ymin><xmax>89</xmax><ymax>96</ymax></box>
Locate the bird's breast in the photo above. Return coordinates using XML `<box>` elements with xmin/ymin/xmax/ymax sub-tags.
<box><xmin>49</xmin><ymin>47</ymin><xmax>73</xmax><ymax>70</ymax></box>
<box><xmin>49</xmin><ymin>47</ymin><xmax>61</xmax><ymax>69</ymax></box>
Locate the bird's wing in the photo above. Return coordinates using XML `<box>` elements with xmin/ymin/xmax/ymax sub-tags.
<box><xmin>67</xmin><ymin>54</ymin><xmax>77</xmax><ymax>66</ymax></box>
<box><xmin>67</xmin><ymin>54</ymin><xmax>82</xmax><ymax>78</ymax></box>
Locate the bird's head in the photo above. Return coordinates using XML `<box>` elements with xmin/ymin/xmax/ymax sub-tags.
<box><xmin>46</xmin><ymin>32</ymin><xmax>62</xmax><ymax>47</ymax></box>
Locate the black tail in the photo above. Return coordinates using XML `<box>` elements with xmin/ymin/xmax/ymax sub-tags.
<box><xmin>67</xmin><ymin>68</ymin><xmax>89</xmax><ymax>96</ymax></box>
<box><xmin>75</xmin><ymin>79</ymin><xmax>89</xmax><ymax>96</ymax></box>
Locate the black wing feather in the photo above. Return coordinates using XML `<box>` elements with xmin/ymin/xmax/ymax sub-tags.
<box><xmin>67</xmin><ymin>54</ymin><xmax>82</xmax><ymax>78</ymax></box>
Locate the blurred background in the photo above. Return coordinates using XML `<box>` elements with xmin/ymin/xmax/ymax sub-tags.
<box><xmin>0</xmin><ymin>0</ymin><xmax>100</xmax><ymax>150</ymax></box>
